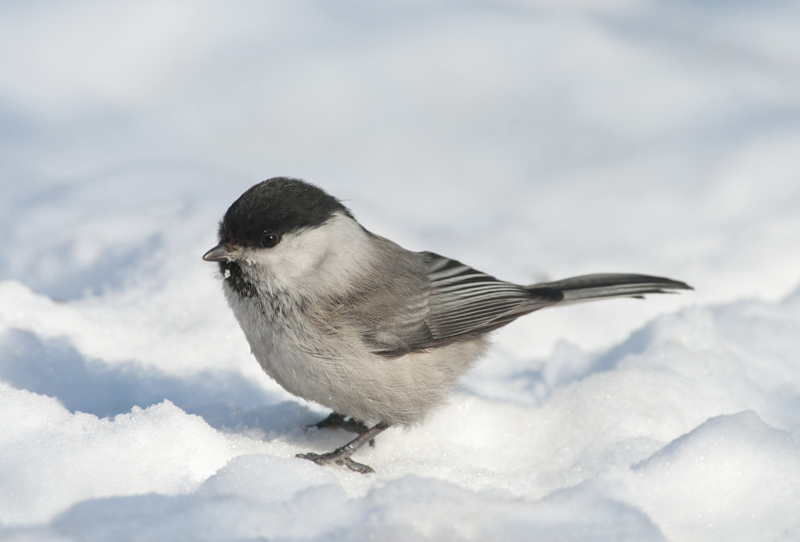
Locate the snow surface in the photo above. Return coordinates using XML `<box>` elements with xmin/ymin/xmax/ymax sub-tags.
<box><xmin>2</xmin><ymin>1</ymin><xmax>800</xmax><ymax>541</ymax></box>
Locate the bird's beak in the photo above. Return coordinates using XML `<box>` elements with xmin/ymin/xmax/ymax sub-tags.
<box><xmin>202</xmin><ymin>243</ymin><xmax>231</xmax><ymax>262</ymax></box>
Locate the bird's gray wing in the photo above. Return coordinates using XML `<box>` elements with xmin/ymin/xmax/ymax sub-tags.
<box><xmin>418</xmin><ymin>256</ymin><xmax>692</xmax><ymax>344</ymax></box>
<box><xmin>419</xmin><ymin>252</ymin><xmax>562</xmax><ymax>343</ymax></box>
<box><xmin>361</xmin><ymin>251</ymin><xmax>560</xmax><ymax>357</ymax></box>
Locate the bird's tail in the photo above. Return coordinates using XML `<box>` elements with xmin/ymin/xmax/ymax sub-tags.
<box><xmin>526</xmin><ymin>273</ymin><xmax>692</xmax><ymax>306</ymax></box>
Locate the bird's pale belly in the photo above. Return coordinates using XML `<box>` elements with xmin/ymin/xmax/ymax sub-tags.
<box><xmin>228</xmin><ymin>291</ymin><xmax>488</xmax><ymax>425</ymax></box>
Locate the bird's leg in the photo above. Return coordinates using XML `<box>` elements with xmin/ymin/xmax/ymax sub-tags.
<box><xmin>309</xmin><ymin>412</ymin><xmax>370</xmax><ymax>435</ymax></box>
<box><xmin>297</xmin><ymin>421</ymin><xmax>390</xmax><ymax>474</ymax></box>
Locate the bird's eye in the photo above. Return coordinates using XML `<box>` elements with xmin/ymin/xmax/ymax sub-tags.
<box><xmin>261</xmin><ymin>233</ymin><xmax>280</xmax><ymax>248</ymax></box>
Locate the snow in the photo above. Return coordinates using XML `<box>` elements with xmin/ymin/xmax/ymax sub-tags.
<box><xmin>2</xmin><ymin>1</ymin><xmax>800</xmax><ymax>540</ymax></box>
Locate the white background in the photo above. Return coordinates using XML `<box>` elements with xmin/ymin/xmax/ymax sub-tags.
<box><xmin>1</xmin><ymin>2</ymin><xmax>799</xmax><ymax>541</ymax></box>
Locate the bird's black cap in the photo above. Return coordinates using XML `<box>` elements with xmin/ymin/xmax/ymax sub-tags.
<box><xmin>219</xmin><ymin>177</ymin><xmax>353</xmax><ymax>247</ymax></box>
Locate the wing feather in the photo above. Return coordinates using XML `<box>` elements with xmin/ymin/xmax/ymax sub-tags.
<box><xmin>422</xmin><ymin>252</ymin><xmax>557</xmax><ymax>342</ymax></box>
<box><xmin>351</xmin><ymin>242</ymin><xmax>690</xmax><ymax>358</ymax></box>
<box><xmin>356</xmin><ymin>251</ymin><xmax>549</xmax><ymax>356</ymax></box>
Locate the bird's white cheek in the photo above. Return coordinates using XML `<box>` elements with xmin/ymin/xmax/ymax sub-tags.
<box><xmin>238</xmin><ymin>213</ymin><xmax>375</xmax><ymax>294</ymax></box>
<box><xmin>239</xmin><ymin>234</ymin><xmax>336</xmax><ymax>294</ymax></box>
<box><xmin>272</xmin><ymin>241</ymin><xmax>322</xmax><ymax>281</ymax></box>
<box><xmin>240</xmin><ymin>243</ymin><xmax>315</xmax><ymax>286</ymax></box>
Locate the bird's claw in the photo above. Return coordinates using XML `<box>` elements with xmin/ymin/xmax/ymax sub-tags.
<box><xmin>296</xmin><ymin>452</ymin><xmax>375</xmax><ymax>474</ymax></box>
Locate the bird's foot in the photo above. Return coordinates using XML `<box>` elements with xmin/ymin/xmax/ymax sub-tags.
<box><xmin>308</xmin><ymin>412</ymin><xmax>370</xmax><ymax>434</ymax></box>
<box><xmin>297</xmin><ymin>421</ymin><xmax>390</xmax><ymax>474</ymax></box>
<box><xmin>307</xmin><ymin>412</ymin><xmax>374</xmax><ymax>446</ymax></box>
<box><xmin>296</xmin><ymin>449</ymin><xmax>374</xmax><ymax>474</ymax></box>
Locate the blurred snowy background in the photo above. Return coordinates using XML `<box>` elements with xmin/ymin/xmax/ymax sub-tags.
<box><xmin>1</xmin><ymin>1</ymin><xmax>799</xmax><ymax>541</ymax></box>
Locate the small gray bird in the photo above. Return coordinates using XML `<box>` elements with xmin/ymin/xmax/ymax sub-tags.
<box><xmin>203</xmin><ymin>177</ymin><xmax>691</xmax><ymax>473</ymax></box>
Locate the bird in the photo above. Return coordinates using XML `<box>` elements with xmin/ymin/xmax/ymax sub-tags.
<box><xmin>203</xmin><ymin>177</ymin><xmax>691</xmax><ymax>473</ymax></box>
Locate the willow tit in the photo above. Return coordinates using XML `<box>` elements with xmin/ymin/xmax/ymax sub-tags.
<box><xmin>203</xmin><ymin>177</ymin><xmax>691</xmax><ymax>473</ymax></box>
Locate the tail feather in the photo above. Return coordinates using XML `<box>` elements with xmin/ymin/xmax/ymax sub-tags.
<box><xmin>527</xmin><ymin>273</ymin><xmax>692</xmax><ymax>306</ymax></box>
